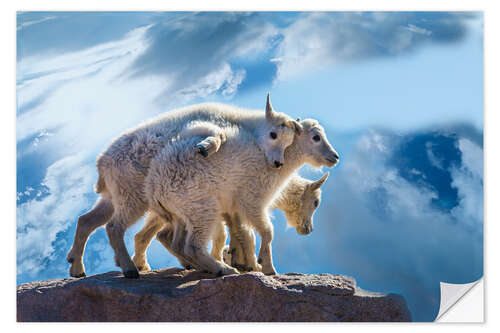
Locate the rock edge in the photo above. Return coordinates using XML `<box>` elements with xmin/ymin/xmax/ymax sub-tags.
<box><xmin>17</xmin><ymin>268</ymin><xmax>411</xmax><ymax>322</ymax></box>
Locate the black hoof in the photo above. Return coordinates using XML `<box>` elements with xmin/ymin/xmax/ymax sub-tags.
<box><xmin>216</xmin><ymin>270</ymin><xmax>223</xmax><ymax>277</ymax></box>
<box><xmin>233</xmin><ymin>264</ymin><xmax>249</xmax><ymax>272</ymax></box>
<box><xmin>67</xmin><ymin>257</ymin><xmax>74</xmax><ymax>263</ymax></box>
<box><xmin>123</xmin><ymin>270</ymin><xmax>140</xmax><ymax>279</ymax></box>
<box><xmin>185</xmin><ymin>265</ymin><xmax>192</xmax><ymax>270</ymax></box>
<box><xmin>197</xmin><ymin>145</ymin><xmax>208</xmax><ymax>157</ymax></box>
<box><xmin>73</xmin><ymin>272</ymin><xmax>86</xmax><ymax>278</ymax></box>
<box><xmin>257</xmin><ymin>257</ymin><xmax>263</xmax><ymax>264</ymax></box>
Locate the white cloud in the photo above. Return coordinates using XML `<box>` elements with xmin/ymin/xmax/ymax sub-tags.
<box><xmin>345</xmin><ymin>131</ymin><xmax>439</xmax><ymax>218</ymax></box>
<box><xmin>16</xmin><ymin>26</ymin><xmax>159</xmax><ymax>145</ymax></box>
<box><xmin>426</xmin><ymin>142</ymin><xmax>445</xmax><ymax>170</ymax></box>
<box><xmin>221</xmin><ymin>68</ymin><xmax>246</xmax><ymax>96</ymax></box>
<box><xmin>457</xmin><ymin>138</ymin><xmax>483</xmax><ymax>178</ymax></box>
<box><xmin>345</xmin><ymin>132</ymin><xmax>483</xmax><ymax>231</ymax></box>
<box><xmin>17</xmin><ymin>153</ymin><xmax>95</xmax><ymax>277</ymax></box>
<box><xmin>450</xmin><ymin>138</ymin><xmax>483</xmax><ymax>228</ymax></box>
<box><xmin>17</xmin><ymin>15</ymin><xmax>57</xmax><ymax>30</ymax></box>
<box><xmin>272</xmin><ymin>12</ymin><xmax>476</xmax><ymax>81</ymax></box>
<box><xmin>273</xmin><ymin>13</ymin><xmax>339</xmax><ymax>81</ymax></box>
<box><xmin>176</xmin><ymin>64</ymin><xmax>246</xmax><ymax>101</ymax></box>
<box><xmin>406</xmin><ymin>24</ymin><xmax>432</xmax><ymax>36</ymax></box>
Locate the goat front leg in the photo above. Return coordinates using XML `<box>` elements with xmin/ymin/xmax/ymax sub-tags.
<box><xmin>224</xmin><ymin>214</ymin><xmax>260</xmax><ymax>272</ymax></box>
<box><xmin>244</xmin><ymin>210</ymin><xmax>276</xmax><ymax>275</ymax></box>
<box><xmin>239</xmin><ymin>226</ymin><xmax>260</xmax><ymax>272</ymax></box>
<box><xmin>210</xmin><ymin>221</ymin><xmax>227</xmax><ymax>262</ymax></box>
<box><xmin>256</xmin><ymin>223</ymin><xmax>276</xmax><ymax>275</ymax></box>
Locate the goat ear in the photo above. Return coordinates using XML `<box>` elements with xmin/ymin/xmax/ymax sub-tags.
<box><xmin>310</xmin><ymin>172</ymin><xmax>329</xmax><ymax>190</ymax></box>
<box><xmin>290</xmin><ymin>120</ymin><xmax>303</xmax><ymax>136</ymax></box>
<box><xmin>265</xmin><ymin>92</ymin><xmax>276</xmax><ymax>122</ymax></box>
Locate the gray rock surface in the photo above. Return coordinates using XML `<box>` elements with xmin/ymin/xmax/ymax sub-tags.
<box><xmin>17</xmin><ymin>268</ymin><xmax>411</xmax><ymax>322</ymax></box>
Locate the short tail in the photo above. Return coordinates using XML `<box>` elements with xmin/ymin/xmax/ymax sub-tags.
<box><xmin>95</xmin><ymin>173</ymin><xmax>106</xmax><ymax>193</ymax></box>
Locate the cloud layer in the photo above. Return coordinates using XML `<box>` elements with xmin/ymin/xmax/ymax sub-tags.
<box><xmin>273</xmin><ymin>12</ymin><xmax>476</xmax><ymax>79</ymax></box>
<box><xmin>18</xmin><ymin>12</ymin><xmax>478</xmax><ymax>88</ymax></box>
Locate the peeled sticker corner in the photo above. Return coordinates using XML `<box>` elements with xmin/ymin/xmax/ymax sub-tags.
<box><xmin>435</xmin><ymin>278</ymin><xmax>483</xmax><ymax>322</ymax></box>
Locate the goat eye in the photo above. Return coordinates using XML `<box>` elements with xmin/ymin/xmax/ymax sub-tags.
<box><xmin>314</xmin><ymin>200</ymin><xmax>319</xmax><ymax>207</ymax></box>
<box><xmin>270</xmin><ymin>132</ymin><xmax>278</xmax><ymax>140</ymax></box>
<box><xmin>280</xmin><ymin>123</ymin><xmax>286</xmax><ymax>128</ymax></box>
<box><xmin>313</xmin><ymin>135</ymin><xmax>321</xmax><ymax>142</ymax></box>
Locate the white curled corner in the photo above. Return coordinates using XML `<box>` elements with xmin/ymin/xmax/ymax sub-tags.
<box><xmin>435</xmin><ymin>278</ymin><xmax>484</xmax><ymax>322</ymax></box>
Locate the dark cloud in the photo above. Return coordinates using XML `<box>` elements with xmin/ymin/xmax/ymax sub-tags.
<box><xmin>274</xmin><ymin>12</ymin><xmax>479</xmax><ymax>79</ymax></box>
<box><xmin>352</xmin><ymin>12</ymin><xmax>473</xmax><ymax>50</ymax></box>
<box><xmin>390</xmin><ymin>132</ymin><xmax>462</xmax><ymax>212</ymax></box>
<box><xmin>128</xmin><ymin>12</ymin><xmax>277</xmax><ymax>99</ymax></box>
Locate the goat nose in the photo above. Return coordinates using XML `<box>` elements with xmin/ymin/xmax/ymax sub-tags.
<box><xmin>332</xmin><ymin>151</ymin><xmax>340</xmax><ymax>160</ymax></box>
<box><xmin>274</xmin><ymin>161</ymin><xmax>283</xmax><ymax>168</ymax></box>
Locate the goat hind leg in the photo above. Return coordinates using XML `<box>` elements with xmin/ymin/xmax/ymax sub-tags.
<box><xmin>180</xmin><ymin>120</ymin><xmax>227</xmax><ymax>158</ymax></box>
<box><xmin>132</xmin><ymin>213</ymin><xmax>164</xmax><ymax>271</ymax></box>
<box><xmin>67</xmin><ymin>197</ymin><xmax>114</xmax><ymax>277</ymax></box>
<box><xmin>184</xmin><ymin>222</ymin><xmax>238</xmax><ymax>276</ymax></box>
<box><xmin>157</xmin><ymin>223</ymin><xmax>197</xmax><ymax>270</ymax></box>
<box><xmin>226</xmin><ymin>219</ymin><xmax>248</xmax><ymax>271</ymax></box>
<box><xmin>196</xmin><ymin>133</ymin><xmax>226</xmax><ymax>158</ymax></box>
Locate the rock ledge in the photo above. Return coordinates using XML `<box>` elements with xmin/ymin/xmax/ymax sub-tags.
<box><xmin>17</xmin><ymin>268</ymin><xmax>411</xmax><ymax>322</ymax></box>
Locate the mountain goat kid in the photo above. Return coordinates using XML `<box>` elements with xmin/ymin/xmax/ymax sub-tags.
<box><xmin>144</xmin><ymin>118</ymin><xmax>339</xmax><ymax>276</ymax></box>
<box><xmin>225</xmin><ymin>171</ymin><xmax>329</xmax><ymax>271</ymax></box>
<box><xmin>67</xmin><ymin>94</ymin><xmax>302</xmax><ymax>278</ymax></box>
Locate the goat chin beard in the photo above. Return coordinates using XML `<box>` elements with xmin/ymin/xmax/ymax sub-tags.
<box><xmin>307</xmin><ymin>159</ymin><xmax>324</xmax><ymax>169</ymax></box>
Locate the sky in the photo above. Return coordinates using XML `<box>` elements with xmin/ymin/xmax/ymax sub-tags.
<box><xmin>16</xmin><ymin>12</ymin><xmax>483</xmax><ymax>321</ymax></box>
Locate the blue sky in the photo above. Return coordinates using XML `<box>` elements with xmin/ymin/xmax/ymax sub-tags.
<box><xmin>16</xmin><ymin>12</ymin><xmax>483</xmax><ymax>321</ymax></box>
